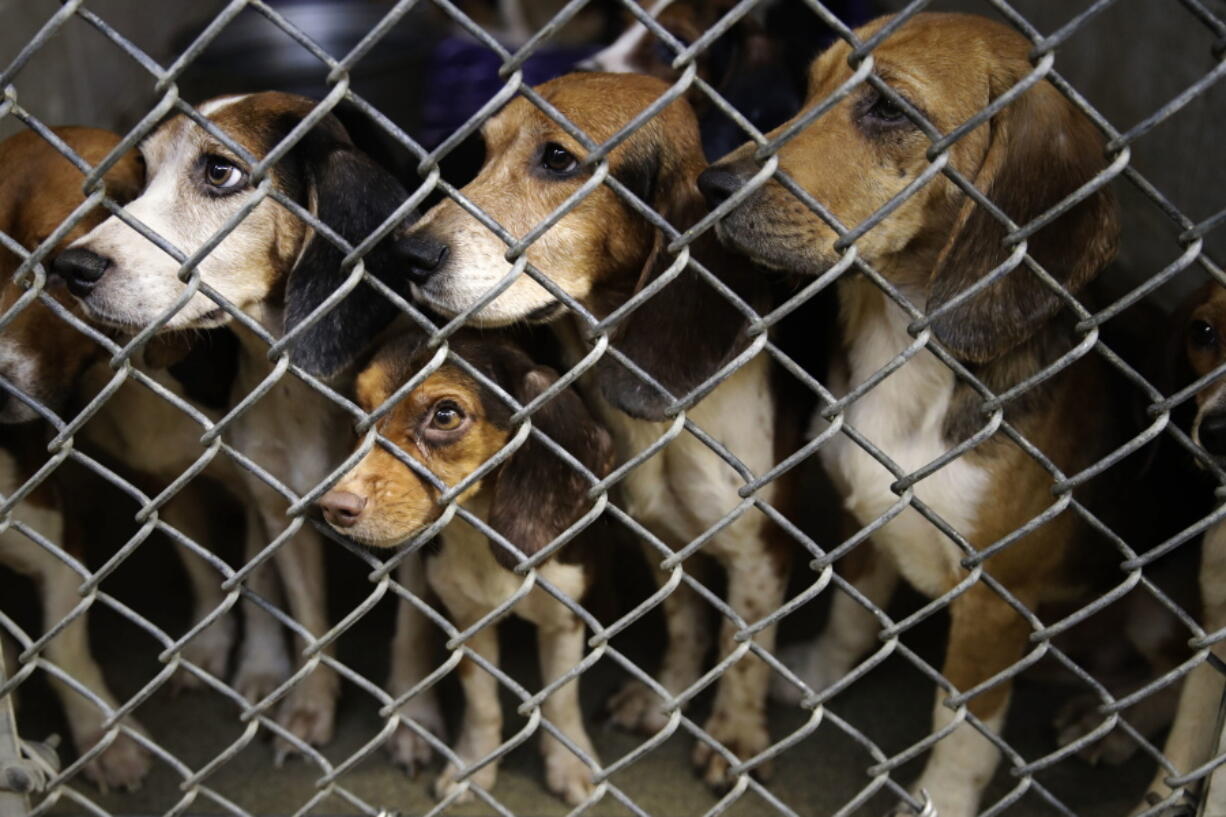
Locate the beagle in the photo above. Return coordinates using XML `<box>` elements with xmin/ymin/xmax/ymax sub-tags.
<box><xmin>0</xmin><ymin>126</ymin><xmax>149</xmax><ymax>789</ymax></box>
<box><xmin>580</xmin><ymin>0</ymin><xmax>803</xmax><ymax>159</ymax></box>
<box><xmin>702</xmin><ymin>13</ymin><xmax>1123</xmax><ymax>816</ymax></box>
<box><xmin>400</xmin><ymin>71</ymin><xmax>799</xmax><ymax>787</ymax></box>
<box><xmin>319</xmin><ymin>330</ymin><xmax>614</xmax><ymax>804</ymax></box>
<box><xmin>1131</xmin><ymin>282</ymin><xmax>1226</xmax><ymax>811</ymax></box>
<box><xmin>51</xmin><ymin>93</ymin><xmax>445</xmax><ymax>762</ymax></box>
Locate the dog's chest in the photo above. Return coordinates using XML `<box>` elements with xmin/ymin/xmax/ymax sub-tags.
<box><xmin>228</xmin><ymin>329</ymin><xmax>344</xmax><ymax>493</ymax></box>
<box><xmin>428</xmin><ymin>494</ymin><xmax>587</xmax><ymax>624</ymax></box>
<box><xmin>585</xmin><ymin>349</ymin><xmax>779</xmax><ymax>546</ymax></box>
<box><xmin>817</xmin><ymin>299</ymin><xmax>988</xmax><ymax>597</ymax></box>
<box><xmin>0</xmin><ymin>448</ymin><xmax>63</xmax><ymax>576</ymax></box>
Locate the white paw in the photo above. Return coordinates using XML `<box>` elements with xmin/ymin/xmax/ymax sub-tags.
<box><xmin>175</xmin><ymin>614</ymin><xmax>235</xmax><ymax>690</ymax></box>
<box><xmin>232</xmin><ymin>645</ymin><xmax>291</xmax><ymax>704</ymax></box>
<box><xmin>386</xmin><ymin>692</ymin><xmax>446</xmax><ymax>776</ymax></box>
<box><xmin>433</xmin><ymin>759</ymin><xmax>497</xmax><ymax>803</ymax></box>
<box><xmin>543</xmin><ymin>747</ymin><xmax>596</xmax><ymax>806</ymax></box>
<box><xmin>78</xmin><ymin>729</ymin><xmax>151</xmax><ymax>792</ymax></box>
<box><xmin>691</xmin><ymin>707</ymin><xmax>771</xmax><ymax>789</ymax></box>
<box><xmin>273</xmin><ymin>670</ymin><xmax>339</xmax><ymax>762</ymax></box>
<box><xmin>606</xmin><ymin>680</ymin><xmax>670</xmax><ymax>734</ymax></box>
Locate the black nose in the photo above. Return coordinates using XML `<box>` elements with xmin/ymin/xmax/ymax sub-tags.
<box><xmin>395</xmin><ymin>233</ymin><xmax>449</xmax><ymax>283</ymax></box>
<box><xmin>52</xmin><ymin>248</ymin><xmax>111</xmax><ymax>297</ymax></box>
<box><xmin>698</xmin><ymin>166</ymin><xmax>747</xmax><ymax>209</ymax></box>
<box><xmin>1201</xmin><ymin>413</ymin><xmax>1226</xmax><ymax>457</ymax></box>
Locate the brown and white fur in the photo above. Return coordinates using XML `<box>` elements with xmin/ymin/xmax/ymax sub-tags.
<box><xmin>319</xmin><ymin>331</ymin><xmax>614</xmax><ymax>804</ymax></box>
<box><xmin>402</xmin><ymin>72</ymin><xmax>796</xmax><ymax>787</ymax></box>
<box><xmin>1131</xmin><ymin>283</ymin><xmax>1226</xmax><ymax>813</ymax></box>
<box><xmin>0</xmin><ymin>127</ymin><xmax>150</xmax><ymax>789</ymax></box>
<box><xmin>702</xmin><ymin>13</ymin><xmax>1122</xmax><ymax>817</ymax></box>
<box><xmin>52</xmin><ymin>94</ymin><xmax>444</xmax><ymax>763</ymax></box>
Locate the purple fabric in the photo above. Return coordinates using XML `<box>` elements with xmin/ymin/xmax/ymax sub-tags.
<box><xmin>419</xmin><ymin>39</ymin><xmax>598</xmax><ymax>149</ymax></box>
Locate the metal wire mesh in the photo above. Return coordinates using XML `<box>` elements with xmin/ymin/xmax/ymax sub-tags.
<box><xmin>0</xmin><ymin>1</ymin><xmax>1225</xmax><ymax>816</ymax></box>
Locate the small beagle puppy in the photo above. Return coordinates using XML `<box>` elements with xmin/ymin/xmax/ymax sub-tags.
<box><xmin>52</xmin><ymin>92</ymin><xmax>442</xmax><ymax>761</ymax></box>
<box><xmin>0</xmin><ymin>126</ymin><xmax>149</xmax><ymax>789</ymax></box>
<box><xmin>703</xmin><ymin>13</ymin><xmax>1122</xmax><ymax>817</ymax></box>
<box><xmin>401</xmin><ymin>71</ymin><xmax>799</xmax><ymax>788</ymax></box>
<box><xmin>319</xmin><ymin>330</ymin><xmax>613</xmax><ymax>804</ymax></box>
<box><xmin>1133</xmin><ymin>282</ymin><xmax>1226</xmax><ymax>811</ymax></box>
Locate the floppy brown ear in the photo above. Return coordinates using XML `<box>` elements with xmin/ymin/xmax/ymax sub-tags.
<box><xmin>595</xmin><ymin>143</ymin><xmax>756</xmax><ymax>421</ymax></box>
<box><xmin>488</xmin><ymin>365</ymin><xmax>615</xmax><ymax>569</ymax></box>
<box><xmin>927</xmin><ymin>79</ymin><xmax>1119</xmax><ymax>363</ymax></box>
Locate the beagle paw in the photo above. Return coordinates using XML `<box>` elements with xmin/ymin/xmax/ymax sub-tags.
<box><xmin>175</xmin><ymin>614</ymin><xmax>236</xmax><ymax>690</ymax></box>
<box><xmin>79</xmin><ymin>730</ymin><xmax>151</xmax><ymax>792</ymax></box>
<box><xmin>606</xmin><ymin>680</ymin><xmax>670</xmax><ymax>734</ymax></box>
<box><xmin>232</xmin><ymin>647</ymin><xmax>291</xmax><ymax>704</ymax></box>
<box><xmin>272</xmin><ymin>672</ymin><xmax>339</xmax><ymax>762</ymax></box>
<box><xmin>543</xmin><ymin>748</ymin><xmax>595</xmax><ymax>806</ymax></box>
<box><xmin>433</xmin><ymin>760</ymin><xmax>498</xmax><ymax>804</ymax></box>
<box><xmin>691</xmin><ymin>710</ymin><xmax>771</xmax><ymax>789</ymax></box>
<box><xmin>1054</xmin><ymin>694</ymin><xmax>1137</xmax><ymax>766</ymax></box>
<box><xmin>387</xmin><ymin>693</ymin><xmax>446</xmax><ymax>776</ymax></box>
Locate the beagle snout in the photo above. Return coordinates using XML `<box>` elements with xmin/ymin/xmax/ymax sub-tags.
<box><xmin>396</xmin><ymin>232</ymin><xmax>450</xmax><ymax>283</ymax></box>
<box><xmin>319</xmin><ymin>490</ymin><xmax>368</xmax><ymax>528</ymax></box>
<box><xmin>52</xmin><ymin>246</ymin><xmax>113</xmax><ymax>297</ymax></box>
<box><xmin>697</xmin><ymin>162</ymin><xmax>752</xmax><ymax>209</ymax></box>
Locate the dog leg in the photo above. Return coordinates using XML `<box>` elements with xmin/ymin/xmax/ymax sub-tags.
<box><xmin>1136</xmin><ymin>520</ymin><xmax>1226</xmax><ymax>810</ymax></box>
<box><xmin>269</xmin><ymin>523</ymin><xmax>339</xmax><ymax>759</ymax></box>
<box><xmin>386</xmin><ymin>555</ymin><xmax>445</xmax><ymax>776</ymax></box>
<box><xmin>692</xmin><ymin>538</ymin><xmax>787</xmax><ymax>788</ymax></box>
<box><xmin>232</xmin><ymin>502</ymin><xmax>292</xmax><ymax>704</ymax></box>
<box><xmin>30</xmin><ymin>533</ymin><xmax>151</xmax><ymax>791</ymax></box>
<box><xmin>772</xmin><ymin>541</ymin><xmax>897</xmax><ymax>703</ymax></box>
<box><xmin>433</xmin><ymin>618</ymin><xmax>502</xmax><ymax>804</ymax></box>
<box><xmin>607</xmin><ymin>540</ymin><xmax>711</xmax><ymax>734</ymax></box>
<box><xmin>904</xmin><ymin>582</ymin><xmax>1030</xmax><ymax>817</ymax></box>
<box><xmin>537</xmin><ymin>607</ymin><xmax>597</xmax><ymax>806</ymax></box>
<box><xmin>160</xmin><ymin>493</ymin><xmax>234</xmax><ymax>690</ymax></box>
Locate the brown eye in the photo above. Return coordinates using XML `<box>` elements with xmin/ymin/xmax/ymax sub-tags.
<box><xmin>1190</xmin><ymin>319</ymin><xmax>1218</xmax><ymax>349</ymax></box>
<box><xmin>204</xmin><ymin>155</ymin><xmax>244</xmax><ymax>190</ymax></box>
<box><xmin>863</xmin><ymin>90</ymin><xmax>910</xmax><ymax>126</ymax></box>
<box><xmin>429</xmin><ymin>400</ymin><xmax>465</xmax><ymax>431</ymax></box>
<box><xmin>541</xmin><ymin>143</ymin><xmax>578</xmax><ymax>175</ymax></box>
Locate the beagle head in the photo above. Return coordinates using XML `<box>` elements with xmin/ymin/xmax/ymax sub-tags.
<box><xmin>407</xmin><ymin>72</ymin><xmax>758</xmax><ymax>420</ymax></box>
<box><xmin>702</xmin><ymin>12</ymin><xmax>1119</xmax><ymax>363</ymax></box>
<box><xmin>1179</xmin><ymin>284</ymin><xmax>1226</xmax><ymax>461</ymax></box>
<box><xmin>319</xmin><ymin>332</ymin><xmax>614</xmax><ymax>566</ymax></box>
<box><xmin>0</xmin><ymin>127</ymin><xmax>144</xmax><ymax>422</ymax></box>
<box><xmin>56</xmin><ymin>92</ymin><xmax>414</xmax><ymax>377</ymax></box>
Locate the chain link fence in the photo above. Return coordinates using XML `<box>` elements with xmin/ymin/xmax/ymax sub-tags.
<box><xmin>1</xmin><ymin>1</ymin><xmax>1225</xmax><ymax>816</ymax></box>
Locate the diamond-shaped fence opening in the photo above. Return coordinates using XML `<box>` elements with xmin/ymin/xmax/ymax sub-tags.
<box><xmin>0</xmin><ymin>1</ymin><xmax>1224</xmax><ymax>816</ymax></box>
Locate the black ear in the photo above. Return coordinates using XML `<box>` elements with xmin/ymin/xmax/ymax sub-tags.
<box><xmin>283</xmin><ymin>119</ymin><xmax>413</xmax><ymax>378</ymax></box>
<box><xmin>487</xmin><ymin>365</ymin><xmax>615</xmax><ymax>569</ymax></box>
<box><xmin>701</xmin><ymin>29</ymin><xmax>802</xmax><ymax>161</ymax></box>
<box><xmin>926</xmin><ymin>80</ymin><xmax>1119</xmax><ymax>363</ymax></box>
<box><xmin>594</xmin><ymin>142</ymin><xmax>758</xmax><ymax>421</ymax></box>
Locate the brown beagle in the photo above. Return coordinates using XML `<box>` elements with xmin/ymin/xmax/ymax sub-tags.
<box><xmin>702</xmin><ymin>13</ymin><xmax>1123</xmax><ymax>816</ymax></box>
<box><xmin>319</xmin><ymin>331</ymin><xmax>613</xmax><ymax>804</ymax></box>
<box><xmin>401</xmin><ymin>72</ymin><xmax>800</xmax><ymax>787</ymax></box>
